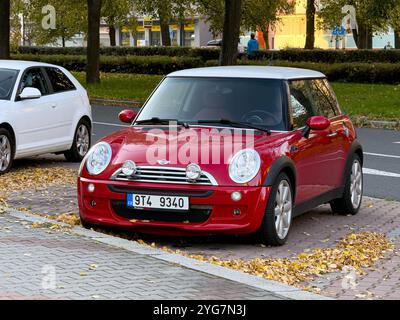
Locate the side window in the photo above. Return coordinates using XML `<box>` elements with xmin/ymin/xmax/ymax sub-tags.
<box><xmin>288</xmin><ymin>80</ymin><xmax>315</xmax><ymax>129</ymax></box>
<box><xmin>309</xmin><ymin>79</ymin><xmax>340</xmax><ymax>118</ymax></box>
<box><xmin>20</xmin><ymin>68</ymin><xmax>49</xmax><ymax>95</ymax></box>
<box><xmin>45</xmin><ymin>68</ymin><xmax>76</xmax><ymax>93</ymax></box>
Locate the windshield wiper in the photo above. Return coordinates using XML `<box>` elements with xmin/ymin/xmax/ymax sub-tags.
<box><xmin>197</xmin><ymin>119</ymin><xmax>271</xmax><ymax>135</ymax></box>
<box><xmin>135</xmin><ymin>117</ymin><xmax>189</xmax><ymax>128</ymax></box>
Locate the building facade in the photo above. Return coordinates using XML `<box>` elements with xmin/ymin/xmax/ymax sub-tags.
<box><xmin>263</xmin><ymin>0</ymin><xmax>395</xmax><ymax>50</ymax></box>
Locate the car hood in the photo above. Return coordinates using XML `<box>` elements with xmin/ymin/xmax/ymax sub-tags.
<box><xmin>92</xmin><ymin>126</ymin><xmax>291</xmax><ymax>186</ymax></box>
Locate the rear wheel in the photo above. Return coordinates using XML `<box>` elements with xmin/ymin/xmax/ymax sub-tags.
<box><xmin>330</xmin><ymin>154</ymin><xmax>363</xmax><ymax>215</ymax></box>
<box><xmin>0</xmin><ymin>129</ymin><xmax>14</xmax><ymax>175</ymax></box>
<box><xmin>257</xmin><ymin>173</ymin><xmax>293</xmax><ymax>246</ymax></box>
<box><xmin>64</xmin><ymin>119</ymin><xmax>91</xmax><ymax>162</ymax></box>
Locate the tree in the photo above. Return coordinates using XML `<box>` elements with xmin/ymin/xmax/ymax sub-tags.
<box><xmin>319</xmin><ymin>0</ymin><xmax>398</xmax><ymax>49</ymax></box>
<box><xmin>26</xmin><ymin>0</ymin><xmax>87</xmax><ymax>47</ymax></box>
<box><xmin>389</xmin><ymin>3</ymin><xmax>400</xmax><ymax>49</ymax></box>
<box><xmin>305</xmin><ymin>0</ymin><xmax>316</xmax><ymax>49</ymax></box>
<box><xmin>87</xmin><ymin>0</ymin><xmax>102</xmax><ymax>84</ymax></box>
<box><xmin>102</xmin><ymin>0</ymin><xmax>136</xmax><ymax>46</ymax></box>
<box><xmin>0</xmin><ymin>0</ymin><xmax>10</xmax><ymax>59</ymax></box>
<box><xmin>242</xmin><ymin>0</ymin><xmax>294</xmax><ymax>50</ymax></box>
<box><xmin>220</xmin><ymin>0</ymin><xmax>242</xmax><ymax>66</ymax></box>
<box><xmin>134</xmin><ymin>0</ymin><xmax>194</xmax><ymax>46</ymax></box>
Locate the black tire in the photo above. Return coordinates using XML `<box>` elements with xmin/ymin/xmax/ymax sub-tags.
<box><xmin>256</xmin><ymin>172</ymin><xmax>294</xmax><ymax>246</ymax></box>
<box><xmin>0</xmin><ymin>128</ymin><xmax>15</xmax><ymax>175</ymax></box>
<box><xmin>330</xmin><ymin>154</ymin><xmax>363</xmax><ymax>215</ymax></box>
<box><xmin>64</xmin><ymin>119</ymin><xmax>91</xmax><ymax>162</ymax></box>
<box><xmin>80</xmin><ymin>216</ymin><xmax>95</xmax><ymax>230</ymax></box>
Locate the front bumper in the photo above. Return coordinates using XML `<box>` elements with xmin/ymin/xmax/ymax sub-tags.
<box><xmin>78</xmin><ymin>177</ymin><xmax>271</xmax><ymax>236</ymax></box>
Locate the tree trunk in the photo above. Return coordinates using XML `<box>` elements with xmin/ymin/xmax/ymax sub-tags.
<box><xmin>394</xmin><ymin>29</ymin><xmax>400</xmax><ymax>49</ymax></box>
<box><xmin>62</xmin><ymin>36</ymin><xmax>66</xmax><ymax>47</ymax></box>
<box><xmin>305</xmin><ymin>0</ymin><xmax>315</xmax><ymax>49</ymax></box>
<box><xmin>0</xmin><ymin>0</ymin><xmax>10</xmax><ymax>59</ymax></box>
<box><xmin>87</xmin><ymin>0</ymin><xmax>102</xmax><ymax>84</ymax></box>
<box><xmin>109</xmin><ymin>25</ymin><xmax>116</xmax><ymax>46</ymax></box>
<box><xmin>220</xmin><ymin>0</ymin><xmax>242</xmax><ymax>66</ymax></box>
<box><xmin>357</xmin><ymin>24</ymin><xmax>373</xmax><ymax>49</ymax></box>
<box><xmin>160</xmin><ymin>18</ymin><xmax>171</xmax><ymax>47</ymax></box>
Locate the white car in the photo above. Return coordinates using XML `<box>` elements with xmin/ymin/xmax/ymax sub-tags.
<box><xmin>0</xmin><ymin>60</ymin><xmax>92</xmax><ymax>174</ymax></box>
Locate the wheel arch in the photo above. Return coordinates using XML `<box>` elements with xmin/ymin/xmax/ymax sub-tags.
<box><xmin>79</xmin><ymin>116</ymin><xmax>92</xmax><ymax>129</ymax></box>
<box><xmin>264</xmin><ymin>156</ymin><xmax>297</xmax><ymax>199</ymax></box>
<box><xmin>343</xmin><ymin>140</ymin><xmax>364</xmax><ymax>185</ymax></box>
<box><xmin>0</xmin><ymin>122</ymin><xmax>16</xmax><ymax>144</ymax></box>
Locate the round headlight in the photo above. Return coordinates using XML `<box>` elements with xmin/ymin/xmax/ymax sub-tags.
<box><xmin>86</xmin><ymin>142</ymin><xmax>112</xmax><ymax>176</ymax></box>
<box><xmin>122</xmin><ymin>160</ymin><xmax>137</xmax><ymax>176</ymax></box>
<box><xmin>186</xmin><ymin>164</ymin><xmax>202</xmax><ymax>181</ymax></box>
<box><xmin>229</xmin><ymin>149</ymin><xmax>261</xmax><ymax>184</ymax></box>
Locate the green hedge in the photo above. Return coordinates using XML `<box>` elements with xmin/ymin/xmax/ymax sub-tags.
<box><xmin>12</xmin><ymin>53</ymin><xmax>400</xmax><ymax>83</ymax></box>
<box><xmin>252</xmin><ymin>49</ymin><xmax>400</xmax><ymax>63</ymax></box>
<box><xmin>12</xmin><ymin>54</ymin><xmax>204</xmax><ymax>75</ymax></box>
<box><xmin>16</xmin><ymin>46</ymin><xmax>221</xmax><ymax>61</ymax></box>
<box><xmin>241</xmin><ymin>60</ymin><xmax>400</xmax><ymax>84</ymax></box>
<box><xmin>16</xmin><ymin>46</ymin><xmax>400</xmax><ymax>63</ymax></box>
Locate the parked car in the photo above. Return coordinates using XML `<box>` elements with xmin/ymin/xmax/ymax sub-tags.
<box><xmin>0</xmin><ymin>60</ymin><xmax>92</xmax><ymax>173</ymax></box>
<box><xmin>206</xmin><ymin>39</ymin><xmax>246</xmax><ymax>53</ymax></box>
<box><xmin>78</xmin><ymin>66</ymin><xmax>363</xmax><ymax>246</ymax></box>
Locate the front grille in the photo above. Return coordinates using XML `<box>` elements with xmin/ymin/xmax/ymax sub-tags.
<box><xmin>110</xmin><ymin>166</ymin><xmax>218</xmax><ymax>186</ymax></box>
<box><xmin>112</xmin><ymin>200</ymin><xmax>212</xmax><ymax>223</ymax></box>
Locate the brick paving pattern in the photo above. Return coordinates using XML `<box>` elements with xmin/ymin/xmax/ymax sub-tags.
<box><xmin>3</xmin><ymin>158</ymin><xmax>400</xmax><ymax>300</ymax></box>
<box><xmin>0</xmin><ymin>215</ymin><xmax>284</xmax><ymax>300</ymax></box>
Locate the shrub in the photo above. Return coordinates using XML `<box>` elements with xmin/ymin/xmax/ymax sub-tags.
<box><xmin>15</xmin><ymin>46</ymin><xmax>222</xmax><ymax>61</ymax></box>
<box><xmin>12</xmin><ymin>54</ymin><xmax>204</xmax><ymax>75</ymax></box>
<box><xmin>12</xmin><ymin>53</ymin><xmax>400</xmax><ymax>84</ymax></box>
<box><xmin>252</xmin><ymin>49</ymin><xmax>400</xmax><ymax>64</ymax></box>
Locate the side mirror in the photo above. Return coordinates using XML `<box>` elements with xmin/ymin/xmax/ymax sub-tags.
<box><xmin>302</xmin><ymin>116</ymin><xmax>331</xmax><ymax>138</ymax></box>
<box><xmin>307</xmin><ymin>116</ymin><xmax>331</xmax><ymax>131</ymax></box>
<box><xmin>19</xmin><ymin>87</ymin><xmax>42</xmax><ymax>100</ymax></box>
<box><xmin>119</xmin><ymin>109</ymin><xmax>137</xmax><ymax>124</ymax></box>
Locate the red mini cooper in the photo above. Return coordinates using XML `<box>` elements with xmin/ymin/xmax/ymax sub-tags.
<box><xmin>78</xmin><ymin>66</ymin><xmax>363</xmax><ymax>246</ymax></box>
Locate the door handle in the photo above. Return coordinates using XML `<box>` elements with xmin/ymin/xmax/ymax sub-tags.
<box><xmin>51</xmin><ymin>105</ymin><xmax>57</xmax><ymax>109</ymax></box>
<box><xmin>327</xmin><ymin>132</ymin><xmax>338</xmax><ymax>138</ymax></box>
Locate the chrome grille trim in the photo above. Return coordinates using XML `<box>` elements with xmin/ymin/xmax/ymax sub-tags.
<box><xmin>110</xmin><ymin>166</ymin><xmax>218</xmax><ymax>186</ymax></box>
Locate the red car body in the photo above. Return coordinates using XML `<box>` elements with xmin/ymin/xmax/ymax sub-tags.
<box><xmin>78</xmin><ymin>66</ymin><xmax>363</xmax><ymax>243</ymax></box>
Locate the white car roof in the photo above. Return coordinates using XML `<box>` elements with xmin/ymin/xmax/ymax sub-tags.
<box><xmin>0</xmin><ymin>59</ymin><xmax>58</xmax><ymax>70</ymax></box>
<box><xmin>168</xmin><ymin>66</ymin><xmax>325</xmax><ymax>80</ymax></box>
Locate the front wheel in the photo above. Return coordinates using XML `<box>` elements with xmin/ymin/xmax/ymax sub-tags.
<box><xmin>330</xmin><ymin>155</ymin><xmax>363</xmax><ymax>215</ymax></box>
<box><xmin>0</xmin><ymin>129</ymin><xmax>15</xmax><ymax>175</ymax></box>
<box><xmin>256</xmin><ymin>173</ymin><xmax>293</xmax><ymax>246</ymax></box>
<box><xmin>64</xmin><ymin>119</ymin><xmax>91</xmax><ymax>162</ymax></box>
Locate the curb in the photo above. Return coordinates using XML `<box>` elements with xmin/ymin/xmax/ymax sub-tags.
<box><xmin>5</xmin><ymin>207</ymin><xmax>332</xmax><ymax>301</ymax></box>
<box><xmin>90</xmin><ymin>98</ymin><xmax>142</xmax><ymax>109</ymax></box>
<box><xmin>90</xmin><ymin>99</ymin><xmax>399</xmax><ymax>131</ymax></box>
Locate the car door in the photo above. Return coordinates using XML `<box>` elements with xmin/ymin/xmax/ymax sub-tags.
<box><xmin>13</xmin><ymin>67</ymin><xmax>58</xmax><ymax>154</ymax></box>
<box><xmin>43</xmin><ymin>67</ymin><xmax>78</xmax><ymax>144</ymax></box>
<box><xmin>288</xmin><ymin>79</ymin><xmax>345</xmax><ymax>204</ymax></box>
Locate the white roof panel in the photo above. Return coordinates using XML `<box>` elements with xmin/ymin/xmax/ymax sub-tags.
<box><xmin>168</xmin><ymin>66</ymin><xmax>325</xmax><ymax>80</ymax></box>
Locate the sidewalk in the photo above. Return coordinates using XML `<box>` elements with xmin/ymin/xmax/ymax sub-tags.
<box><xmin>0</xmin><ymin>210</ymin><xmax>324</xmax><ymax>300</ymax></box>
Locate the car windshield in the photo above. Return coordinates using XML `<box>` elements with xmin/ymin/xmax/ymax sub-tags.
<box><xmin>0</xmin><ymin>68</ymin><xmax>18</xmax><ymax>100</ymax></box>
<box><xmin>136</xmin><ymin>77</ymin><xmax>286</xmax><ymax>131</ymax></box>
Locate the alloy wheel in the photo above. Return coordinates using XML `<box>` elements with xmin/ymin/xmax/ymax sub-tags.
<box><xmin>350</xmin><ymin>160</ymin><xmax>363</xmax><ymax>209</ymax></box>
<box><xmin>274</xmin><ymin>180</ymin><xmax>293</xmax><ymax>240</ymax></box>
<box><xmin>76</xmin><ymin>124</ymin><xmax>90</xmax><ymax>157</ymax></box>
<box><xmin>0</xmin><ymin>135</ymin><xmax>11</xmax><ymax>172</ymax></box>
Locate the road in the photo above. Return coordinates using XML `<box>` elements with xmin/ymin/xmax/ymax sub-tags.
<box><xmin>92</xmin><ymin>105</ymin><xmax>400</xmax><ymax>201</ymax></box>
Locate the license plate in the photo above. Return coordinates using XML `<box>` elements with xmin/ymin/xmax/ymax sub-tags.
<box><xmin>127</xmin><ymin>194</ymin><xmax>189</xmax><ymax>211</ymax></box>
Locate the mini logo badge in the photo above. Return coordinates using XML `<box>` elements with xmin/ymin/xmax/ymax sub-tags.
<box><xmin>157</xmin><ymin>159</ymin><xmax>170</xmax><ymax>165</ymax></box>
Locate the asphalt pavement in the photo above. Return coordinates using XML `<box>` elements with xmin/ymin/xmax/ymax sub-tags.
<box><xmin>92</xmin><ymin>105</ymin><xmax>400</xmax><ymax>201</ymax></box>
